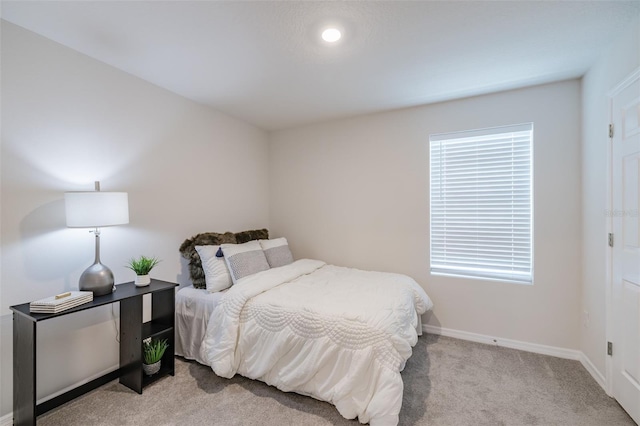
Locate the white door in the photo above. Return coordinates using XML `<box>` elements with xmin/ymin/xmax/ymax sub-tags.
<box><xmin>611</xmin><ymin>71</ymin><xmax>640</xmax><ymax>424</ymax></box>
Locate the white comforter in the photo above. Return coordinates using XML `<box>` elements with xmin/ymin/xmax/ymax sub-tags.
<box><xmin>200</xmin><ymin>259</ymin><xmax>433</xmax><ymax>425</ymax></box>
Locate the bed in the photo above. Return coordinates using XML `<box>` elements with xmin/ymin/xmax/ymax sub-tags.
<box><xmin>174</xmin><ymin>286</ymin><xmax>224</xmax><ymax>365</ymax></box>
<box><xmin>177</xmin><ymin>230</ymin><xmax>432</xmax><ymax>426</ymax></box>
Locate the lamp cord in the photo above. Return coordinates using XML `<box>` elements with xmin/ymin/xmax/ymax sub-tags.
<box><xmin>111</xmin><ymin>304</ymin><xmax>120</xmax><ymax>343</ymax></box>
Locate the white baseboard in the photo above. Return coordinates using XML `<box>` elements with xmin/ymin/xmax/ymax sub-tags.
<box><xmin>0</xmin><ymin>364</ymin><xmax>120</xmax><ymax>423</ymax></box>
<box><xmin>423</xmin><ymin>324</ymin><xmax>582</xmax><ymax>360</ymax></box>
<box><xmin>423</xmin><ymin>324</ymin><xmax>609</xmax><ymax>393</ymax></box>
<box><xmin>37</xmin><ymin>364</ymin><xmax>119</xmax><ymax>405</ymax></box>
<box><xmin>578</xmin><ymin>351</ymin><xmax>607</xmax><ymax>392</ymax></box>
<box><xmin>0</xmin><ymin>412</ymin><xmax>12</xmax><ymax>426</ymax></box>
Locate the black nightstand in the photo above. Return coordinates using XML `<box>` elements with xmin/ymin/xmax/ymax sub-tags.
<box><xmin>10</xmin><ymin>279</ymin><xmax>178</xmax><ymax>426</ymax></box>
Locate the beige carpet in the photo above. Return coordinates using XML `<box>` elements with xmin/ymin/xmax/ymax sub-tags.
<box><xmin>38</xmin><ymin>334</ymin><xmax>634</xmax><ymax>425</ymax></box>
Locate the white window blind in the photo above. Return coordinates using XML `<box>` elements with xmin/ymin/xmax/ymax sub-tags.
<box><xmin>429</xmin><ymin>123</ymin><xmax>533</xmax><ymax>284</ymax></box>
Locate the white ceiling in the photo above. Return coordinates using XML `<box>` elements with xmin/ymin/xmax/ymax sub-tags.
<box><xmin>2</xmin><ymin>1</ymin><xmax>639</xmax><ymax>131</ymax></box>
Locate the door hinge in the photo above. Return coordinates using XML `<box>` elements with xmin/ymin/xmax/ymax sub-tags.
<box><xmin>608</xmin><ymin>233</ymin><xmax>614</xmax><ymax>247</ymax></box>
<box><xmin>608</xmin><ymin>341</ymin><xmax>613</xmax><ymax>356</ymax></box>
<box><xmin>609</xmin><ymin>123</ymin><xmax>614</xmax><ymax>138</ymax></box>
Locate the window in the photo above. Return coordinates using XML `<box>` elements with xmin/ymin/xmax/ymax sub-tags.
<box><xmin>429</xmin><ymin>123</ymin><xmax>533</xmax><ymax>284</ymax></box>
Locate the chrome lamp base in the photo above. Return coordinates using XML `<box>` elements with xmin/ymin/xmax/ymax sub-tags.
<box><xmin>80</xmin><ymin>229</ymin><xmax>116</xmax><ymax>297</ymax></box>
<box><xmin>79</xmin><ymin>262</ymin><xmax>115</xmax><ymax>296</ymax></box>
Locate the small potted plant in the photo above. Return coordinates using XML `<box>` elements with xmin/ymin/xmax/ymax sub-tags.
<box><xmin>126</xmin><ymin>255</ymin><xmax>161</xmax><ymax>287</ymax></box>
<box><xmin>143</xmin><ymin>338</ymin><xmax>169</xmax><ymax>376</ymax></box>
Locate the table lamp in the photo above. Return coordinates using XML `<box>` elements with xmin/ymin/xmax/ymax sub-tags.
<box><xmin>64</xmin><ymin>181</ymin><xmax>129</xmax><ymax>296</ymax></box>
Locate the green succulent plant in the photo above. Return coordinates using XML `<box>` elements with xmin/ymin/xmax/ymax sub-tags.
<box><xmin>143</xmin><ymin>338</ymin><xmax>169</xmax><ymax>365</ymax></box>
<box><xmin>126</xmin><ymin>256</ymin><xmax>161</xmax><ymax>275</ymax></box>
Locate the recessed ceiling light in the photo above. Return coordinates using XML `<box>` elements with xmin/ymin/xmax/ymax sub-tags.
<box><xmin>321</xmin><ymin>28</ymin><xmax>341</xmax><ymax>43</ymax></box>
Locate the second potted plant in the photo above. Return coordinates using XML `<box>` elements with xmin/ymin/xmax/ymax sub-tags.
<box><xmin>126</xmin><ymin>255</ymin><xmax>161</xmax><ymax>287</ymax></box>
<box><xmin>143</xmin><ymin>338</ymin><xmax>169</xmax><ymax>376</ymax></box>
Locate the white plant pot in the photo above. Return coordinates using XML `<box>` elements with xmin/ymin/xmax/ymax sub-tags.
<box><xmin>143</xmin><ymin>360</ymin><xmax>161</xmax><ymax>376</ymax></box>
<box><xmin>135</xmin><ymin>274</ymin><xmax>151</xmax><ymax>286</ymax></box>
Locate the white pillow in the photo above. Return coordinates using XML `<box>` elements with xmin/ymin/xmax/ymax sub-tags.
<box><xmin>195</xmin><ymin>245</ymin><xmax>232</xmax><ymax>292</ymax></box>
<box><xmin>259</xmin><ymin>237</ymin><xmax>294</xmax><ymax>268</ymax></box>
<box><xmin>221</xmin><ymin>240</ymin><xmax>270</xmax><ymax>284</ymax></box>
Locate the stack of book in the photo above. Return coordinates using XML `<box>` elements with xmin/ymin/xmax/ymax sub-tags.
<box><xmin>30</xmin><ymin>291</ymin><xmax>93</xmax><ymax>314</ymax></box>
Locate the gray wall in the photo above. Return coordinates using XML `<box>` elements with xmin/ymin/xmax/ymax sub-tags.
<box><xmin>269</xmin><ymin>80</ymin><xmax>582</xmax><ymax>351</ymax></box>
<box><xmin>0</xmin><ymin>22</ymin><xmax>269</xmax><ymax>416</ymax></box>
<box><xmin>580</xmin><ymin>15</ymin><xmax>640</xmax><ymax>379</ymax></box>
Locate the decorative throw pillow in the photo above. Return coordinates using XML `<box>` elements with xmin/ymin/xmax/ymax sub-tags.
<box><xmin>195</xmin><ymin>245</ymin><xmax>232</xmax><ymax>292</ymax></box>
<box><xmin>235</xmin><ymin>229</ymin><xmax>269</xmax><ymax>244</ymax></box>
<box><xmin>179</xmin><ymin>232</ymin><xmax>237</xmax><ymax>289</ymax></box>
<box><xmin>178</xmin><ymin>229</ymin><xmax>268</xmax><ymax>289</ymax></box>
<box><xmin>260</xmin><ymin>237</ymin><xmax>294</xmax><ymax>268</ymax></box>
<box><xmin>221</xmin><ymin>240</ymin><xmax>270</xmax><ymax>284</ymax></box>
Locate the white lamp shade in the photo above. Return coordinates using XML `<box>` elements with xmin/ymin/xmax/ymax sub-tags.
<box><xmin>65</xmin><ymin>192</ymin><xmax>129</xmax><ymax>228</ymax></box>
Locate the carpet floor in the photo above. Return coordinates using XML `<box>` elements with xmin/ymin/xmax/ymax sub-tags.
<box><xmin>38</xmin><ymin>334</ymin><xmax>634</xmax><ymax>425</ymax></box>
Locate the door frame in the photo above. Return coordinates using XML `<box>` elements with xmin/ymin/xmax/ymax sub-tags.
<box><xmin>605</xmin><ymin>66</ymin><xmax>640</xmax><ymax>397</ymax></box>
